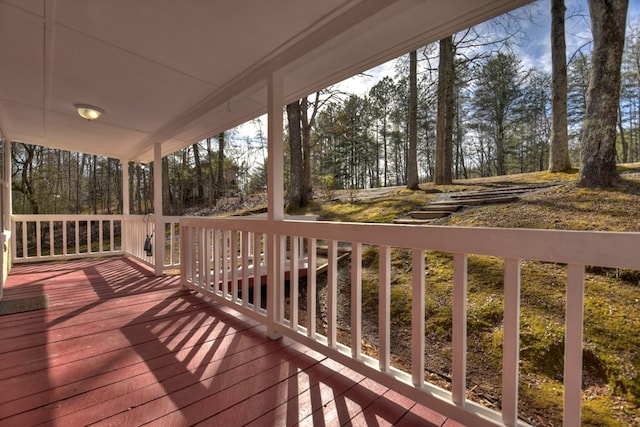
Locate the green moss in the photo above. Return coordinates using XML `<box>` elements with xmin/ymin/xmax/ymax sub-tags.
<box><xmin>390</xmin><ymin>284</ymin><xmax>412</xmax><ymax>324</ymax></box>
<box><xmin>272</xmin><ymin>171</ymin><xmax>640</xmax><ymax>423</ymax></box>
<box><xmin>518</xmin><ymin>378</ymin><xmax>564</xmax><ymax>425</ymax></box>
<box><xmin>362</xmin><ymin>245</ymin><xmax>379</xmax><ymax>269</ymax></box>
<box><xmin>315</xmin><ymin>191</ymin><xmax>431</xmax><ymax>223</ymax></box>
<box><xmin>583</xmin><ymin>396</ymin><xmax>631</xmax><ymax>426</ymax></box>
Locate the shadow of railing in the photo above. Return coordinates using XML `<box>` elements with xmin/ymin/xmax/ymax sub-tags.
<box><xmin>0</xmin><ymin>257</ymin><xmax>445</xmax><ymax>425</ymax></box>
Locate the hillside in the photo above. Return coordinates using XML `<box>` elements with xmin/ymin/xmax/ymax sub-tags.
<box><xmin>226</xmin><ymin>165</ymin><xmax>640</xmax><ymax>425</ymax></box>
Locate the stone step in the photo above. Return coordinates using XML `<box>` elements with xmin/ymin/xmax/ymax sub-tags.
<box><xmin>392</xmin><ymin>218</ymin><xmax>435</xmax><ymax>225</ymax></box>
<box><xmin>449</xmin><ymin>189</ymin><xmax>530</xmax><ymax>199</ymax></box>
<box><xmin>417</xmin><ymin>205</ymin><xmax>462</xmax><ymax>212</ymax></box>
<box><xmin>448</xmin><ymin>183</ymin><xmax>562</xmax><ymax>200</ymax></box>
<box><xmin>455</xmin><ymin>195</ymin><xmax>519</xmax><ymax>205</ymax></box>
<box><xmin>409</xmin><ymin>211</ymin><xmax>453</xmax><ymax>219</ymax></box>
<box><xmin>428</xmin><ymin>201</ymin><xmax>465</xmax><ymax>207</ymax></box>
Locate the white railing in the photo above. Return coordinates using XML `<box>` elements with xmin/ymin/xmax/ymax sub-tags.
<box><xmin>180</xmin><ymin>217</ymin><xmax>640</xmax><ymax>427</ymax></box>
<box><xmin>12</xmin><ymin>214</ymin><xmax>181</xmax><ymax>271</ymax></box>
<box><xmin>122</xmin><ymin>214</ymin><xmax>181</xmax><ymax>270</ymax></box>
<box><xmin>12</xmin><ymin>214</ymin><xmax>124</xmax><ymax>263</ymax></box>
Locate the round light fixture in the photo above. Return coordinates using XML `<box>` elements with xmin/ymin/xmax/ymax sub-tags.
<box><xmin>75</xmin><ymin>104</ymin><xmax>104</xmax><ymax>121</ymax></box>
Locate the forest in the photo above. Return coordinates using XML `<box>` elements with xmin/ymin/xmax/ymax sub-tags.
<box><xmin>9</xmin><ymin>4</ymin><xmax>640</xmax><ymax>216</ymax></box>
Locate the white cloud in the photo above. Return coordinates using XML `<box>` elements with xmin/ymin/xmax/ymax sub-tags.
<box><xmin>333</xmin><ymin>60</ymin><xmax>398</xmax><ymax>97</ymax></box>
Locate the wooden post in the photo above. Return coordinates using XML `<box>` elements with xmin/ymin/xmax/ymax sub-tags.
<box><xmin>266</xmin><ymin>71</ymin><xmax>284</xmax><ymax>339</ymax></box>
<box><xmin>153</xmin><ymin>143</ymin><xmax>164</xmax><ymax>276</ymax></box>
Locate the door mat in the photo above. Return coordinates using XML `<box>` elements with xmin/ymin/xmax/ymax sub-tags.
<box><xmin>0</xmin><ymin>295</ymin><xmax>49</xmax><ymax>315</ymax></box>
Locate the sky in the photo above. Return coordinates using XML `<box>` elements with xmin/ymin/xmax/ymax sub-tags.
<box><xmin>334</xmin><ymin>0</ymin><xmax>640</xmax><ymax>96</ymax></box>
<box><xmin>232</xmin><ymin>0</ymin><xmax>640</xmax><ymax>174</ymax></box>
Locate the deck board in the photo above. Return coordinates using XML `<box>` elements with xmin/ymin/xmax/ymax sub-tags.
<box><xmin>0</xmin><ymin>257</ymin><xmax>455</xmax><ymax>426</ymax></box>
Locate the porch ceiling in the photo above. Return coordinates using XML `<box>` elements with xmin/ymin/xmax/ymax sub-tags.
<box><xmin>0</xmin><ymin>0</ymin><xmax>530</xmax><ymax>164</ymax></box>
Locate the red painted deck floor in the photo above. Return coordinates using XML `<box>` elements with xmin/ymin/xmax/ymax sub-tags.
<box><xmin>0</xmin><ymin>257</ymin><xmax>460</xmax><ymax>426</ymax></box>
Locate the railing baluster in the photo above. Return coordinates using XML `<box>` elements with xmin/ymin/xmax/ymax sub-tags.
<box><xmin>49</xmin><ymin>220</ymin><xmax>54</xmax><ymax>257</ymax></box>
<box><xmin>276</xmin><ymin>235</ymin><xmax>286</xmax><ymax>323</ymax></box>
<box><xmin>63</xmin><ymin>220</ymin><xmax>68</xmax><ymax>256</ymax></box>
<box><xmin>173</xmin><ymin>221</ymin><xmax>178</xmax><ymax>266</ymax></box>
<box><xmin>307</xmin><ymin>237</ymin><xmax>317</xmax><ymax>339</ymax></box>
<box><xmin>34</xmin><ymin>221</ymin><xmax>38</xmax><ymax>257</ymax></box>
<box><xmin>231</xmin><ymin>230</ymin><xmax>239</xmax><ymax>302</ymax></box>
<box><xmin>183</xmin><ymin>226</ymin><xmax>191</xmax><ymax>282</ymax></box>
<box><xmin>213</xmin><ymin>229</ymin><xmax>221</xmax><ymax>295</ymax></box>
<box><xmin>36</xmin><ymin>220</ymin><xmax>42</xmax><ymax>257</ymax></box>
<box><xmin>564</xmin><ymin>263</ymin><xmax>585</xmax><ymax>427</ymax></box>
<box><xmin>254</xmin><ymin>232</ymin><xmax>262</xmax><ymax>311</ymax></box>
<box><xmin>351</xmin><ymin>242</ymin><xmax>362</xmax><ymax>360</ymax></box>
<box><xmin>195</xmin><ymin>227</ymin><xmax>202</xmax><ymax>288</ymax></box>
<box><xmin>75</xmin><ymin>220</ymin><xmax>80</xmax><ymax>255</ymax></box>
<box><xmin>87</xmin><ymin>220</ymin><xmax>92</xmax><ymax>254</ymax></box>
<box><xmin>10</xmin><ymin>222</ymin><xmax>16</xmax><ymax>261</ymax></box>
<box><xmin>242</xmin><ymin>231</ymin><xmax>249</xmax><ymax>307</ymax></box>
<box><xmin>412</xmin><ymin>248</ymin><xmax>425</xmax><ymax>387</ymax></box>
<box><xmin>167</xmin><ymin>221</ymin><xmax>172</xmax><ymax>266</ymax></box>
<box><xmin>502</xmin><ymin>257</ymin><xmax>521</xmax><ymax>426</ymax></box>
<box><xmin>110</xmin><ymin>219</ymin><xmax>115</xmax><ymax>252</ymax></box>
<box><xmin>203</xmin><ymin>228</ymin><xmax>211</xmax><ymax>290</ymax></box>
<box><xmin>290</xmin><ymin>235</ymin><xmax>299</xmax><ymax>329</ymax></box>
<box><xmin>222</xmin><ymin>230</ymin><xmax>230</xmax><ymax>299</ymax></box>
<box><xmin>190</xmin><ymin>227</ymin><xmax>197</xmax><ymax>284</ymax></box>
<box><xmin>21</xmin><ymin>221</ymin><xmax>27</xmax><ymax>259</ymax></box>
<box><xmin>98</xmin><ymin>219</ymin><xmax>104</xmax><ymax>253</ymax></box>
<box><xmin>327</xmin><ymin>239</ymin><xmax>338</xmax><ymax>347</ymax></box>
<box><xmin>452</xmin><ymin>253</ymin><xmax>468</xmax><ymax>404</ymax></box>
<box><xmin>379</xmin><ymin>244</ymin><xmax>391</xmax><ymax>373</ymax></box>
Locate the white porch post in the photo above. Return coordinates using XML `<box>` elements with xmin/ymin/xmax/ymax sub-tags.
<box><xmin>0</xmin><ymin>138</ymin><xmax>11</xmax><ymax>299</ymax></box>
<box><xmin>153</xmin><ymin>144</ymin><xmax>164</xmax><ymax>276</ymax></box>
<box><xmin>3</xmin><ymin>139</ymin><xmax>11</xmax><ymax>234</ymax></box>
<box><xmin>121</xmin><ymin>159</ymin><xmax>129</xmax><ymax>255</ymax></box>
<box><xmin>121</xmin><ymin>160</ymin><xmax>130</xmax><ymax>216</ymax></box>
<box><xmin>266</xmin><ymin>71</ymin><xmax>284</xmax><ymax>339</ymax></box>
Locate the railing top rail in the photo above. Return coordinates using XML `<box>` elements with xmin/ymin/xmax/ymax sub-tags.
<box><xmin>12</xmin><ymin>214</ymin><xmax>125</xmax><ymax>221</ymax></box>
<box><xmin>180</xmin><ymin>216</ymin><xmax>639</xmax><ymax>270</ymax></box>
<box><xmin>279</xmin><ymin>220</ymin><xmax>639</xmax><ymax>270</ymax></box>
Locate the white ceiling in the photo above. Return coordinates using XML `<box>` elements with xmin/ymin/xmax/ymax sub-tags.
<box><xmin>0</xmin><ymin>0</ymin><xmax>531</xmax><ymax>163</ymax></box>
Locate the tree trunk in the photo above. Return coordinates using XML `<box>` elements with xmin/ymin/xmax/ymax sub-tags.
<box><xmin>105</xmin><ymin>158</ymin><xmax>112</xmax><ymax>214</ymax></box>
<box><xmin>206</xmin><ymin>138</ymin><xmax>214</xmax><ymax>204</ymax></box>
<box><xmin>496</xmin><ymin>124</ymin><xmax>506</xmax><ymax>176</ymax></box>
<box><xmin>577</xmin><ymin>0</ymin><xmax>628</xmax><ymax>187</ymax></box>
<box><xmin>301</xmin><ymin>96</ymin><xmax>313</xmax><ymax>199</ymax></box>
<box><xmin>406</xmin><ymin>50</ymin><xmax>419</xmax><ymax>190</ymax></box>
<box><xmin>192</xmin><ymin>143</ymin><xmax>203</xmax><ymax>204</ymax></box>
<box><xmin>77</xmin><ymin>154</ymin><xmax>87</xmax><ymax>213</ymax></box>
<box><xmin>435</xmin><ymin>36</ymin><xmax>454</xmax><ymax>185</ymax></box>
<box><xmin>215</xmin><ymin>132</ymin><xmax>225</xmax><ymax>203</ymax></box>
<box><xmin>286</xmin><ymin>100</ymin><xmax>307</xmax><ymax>212</ymax></box>
<box><xmin>618</xmin><ymin>105</ymin><xmax>628</xmax><ymax>163</ymax></box>
<box><xmin>549</xmin><ymin>0</ymin><xmax>572</xmax><ymax>172</ymax></box>
<box><xmin>162</xmin><ymin>157</ymin><xmax>172</xmax><ymax>214</ymax></box>
<box><xmin>91</xmin><ymin>155</ymin><xmax>98</xmax><ymax>214</ymax></box>
<box><xmin>16</xmin><ymin>144</ymin><xmax>40</xmax><ymax>214</ymax></box>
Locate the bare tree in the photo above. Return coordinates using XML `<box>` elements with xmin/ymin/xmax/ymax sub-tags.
<box><xmin>215</xmin><ymin>132</ymin><xmax>225</xmax><ymax>202</ymax></box>
<box><xmin>407</xmin><ymin>50</ymin><xmax>419</xmax><ymax>189</ymax></box>
<box><xmin>192</xmin><ymin>143</ymin><xmax>203</xmax><ymax>203</ymax></box>
<box><xmin>286</xmin><ymin>100</ymin><xmax>306</xmax><ymax>211</ymax></box>
<box><xmin>549</xmin><ymin>0</ymin><xmax>572</xmax><ymax>172</ymax></box>
<box><xmin>577</xmin><ymin>0</ymin><xmax>628</xmax><ymax>187</ymax></box>
<box><xmin>435</xmin><ymin>36</ymin><xmax>455</xmax><ymax>184</ymax></box>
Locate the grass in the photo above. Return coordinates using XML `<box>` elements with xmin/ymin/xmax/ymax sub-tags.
<box><xmin>233</xmin><ymin>167</ymin><xmax>640</xmax><ymax>424</ymax></box>
<box><xmin>296</xmin><ymin>167</ymin><xmax>640</xmax><ymax>426</ymax></box>
<box><xmin>311</xmin><ymin>191</ymin><xmax>431</xmax><ymax>223</ymax></box>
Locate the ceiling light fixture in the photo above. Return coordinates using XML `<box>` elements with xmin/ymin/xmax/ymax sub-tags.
<box><xmin>75</xmin><ymin>104</ymin><xmax>104</xmax><ymax>121</ymax></box>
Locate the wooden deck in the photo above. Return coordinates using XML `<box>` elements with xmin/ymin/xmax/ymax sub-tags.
<box><xmin>0</xmin><ymin>257</ymin><xmax>461</xmax><ymax>426</ymax></box>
